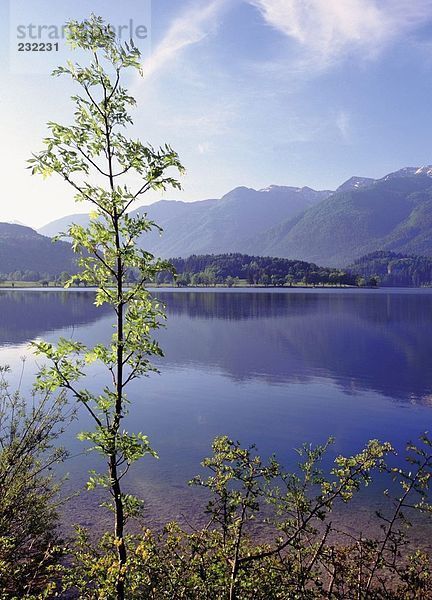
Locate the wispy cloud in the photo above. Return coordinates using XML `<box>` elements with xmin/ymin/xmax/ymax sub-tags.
<box><xmin>336</xmin><ymin>111</ymin><xmax>351</xmax><ymax>143</ymax></box>
<box><xmin>140</xmin><ymin>0</ymin><xmax>230</xmax><ymax>81</ymax></box>
<box><xmin>248</xmin><ymin>0</ymin><xmax>432</xmax><ymax>70</ymax></box>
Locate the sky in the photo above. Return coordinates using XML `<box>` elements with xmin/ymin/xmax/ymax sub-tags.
<box><xmin>1</xmin><ymin>0</ymin><xmax>432</xmax><ymax>228</ymax></box>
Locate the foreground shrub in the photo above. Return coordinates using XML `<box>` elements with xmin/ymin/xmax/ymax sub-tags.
<box><xmin>0</xmin><ymin>365</ymin><xmax>68</xmax><ymax>598</ymax></box>
<box><xmin>62</xmin><ymin>434</ymin><xmax>432</xmax><ymax>599</ymax></box>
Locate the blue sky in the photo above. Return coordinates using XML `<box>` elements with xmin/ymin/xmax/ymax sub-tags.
<box><xmin>1</xmin><ymin>0</ymin><xmax>432</xmax><ymax>227</ymax></box>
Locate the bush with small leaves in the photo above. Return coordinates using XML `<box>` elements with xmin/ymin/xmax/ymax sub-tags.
<box><xmin>0</xmin><ymin>364</ymin><xmax>69</xmax><ymax>598</ymax></box>
<box><xmin>61</xmin><ymin>434</ymin><xmax>432</xmax><ymax>599</ymax></box>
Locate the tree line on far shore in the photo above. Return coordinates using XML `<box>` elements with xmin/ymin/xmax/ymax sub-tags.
<box><xmin>4</xmin><ymin>250</ymin><xmax>432</xmax><ymax>289</ymax></box>
<box><xmin>0</xmin><ymin>256</ymin><xmax>375</xmax><ymax>288</ymax></box>
<box><xmin>155</xmin><ymin>253</ymin><xmax>378</xmax><ymax>287</ymax></box>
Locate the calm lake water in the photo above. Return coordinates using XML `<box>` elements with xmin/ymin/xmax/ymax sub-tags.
<box><xmin>1</xmin><ymin>288</ymin><xmax>432</xmax><ymax>533</ymax></box>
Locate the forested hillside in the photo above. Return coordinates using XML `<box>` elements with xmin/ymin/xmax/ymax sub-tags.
<box><xmin>251</xmin><ymin>169</ymin><xmax>432</xmax><ymax>265</ymax></box>
<box><xmin>0</xmin><ymin>223</ymin><xmax>75</xmax><ymax>280</ymax></box>
<box><xmin>349</xmin><ymin>251</ymin><xmax>432</xmax><ymax>286</ymax></box>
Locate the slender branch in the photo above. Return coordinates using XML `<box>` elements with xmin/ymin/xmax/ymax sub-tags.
<box><xmin>51</xmin><ymin>361</ymin><xmax>103</xmax><ymax>429</ymax></box>
<box><xmin>60</xmin><ymin>172</ymin><xmax>112</xmax><ymax>219</ymax></box>
<box><xmin>73</xmin><ymin>143</ymin><xmax>110</xmax><ymax>178</ymax></box>
<box><xmin>238</xmin><ymin>458</ymin><xmax>383</xmax><ymax>567</ymax></box>
<box><xmin>93</xmin><ymin>248</ymin><xmax>118</xmax><ymax>278</ymax></box>
<box><xmin>364</xmin><ymin>457</ymin><xmax>431</xmax><ymax>594</ymax></box>
<box><xmin>112</xmin><ymin>164</ymin><xmax>133</xmax><ymax>178</ymax></box>
<box><xmin>106</xmin><ymin>68</ymin><xmax>121</xmax><ymax>104</ymax></box>
<box><xmin>82</xmin><ymin>83</ymin><xmax>105</xmax><ymax>120</ymax></box>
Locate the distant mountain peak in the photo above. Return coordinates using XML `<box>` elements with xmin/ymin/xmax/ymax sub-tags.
<box><xmin>258</xmin><ymin>184</ymin><xmax>333</xmax><ymax>195</ymax></box>
<box><xmin>336</xmin><ymin>166</ymin><xmax>432</xmax><ymax>193</ymax></box>
<box><xmin>382</xmin><ymin>165</ymin><xmax>432</xmax><ymax>180</ymax></box>
<box><xmin>336</xmin><ymin>176</ymin><xmax>375</xmax><ymax>193</ymax></box>
<box><xmin>260</xmin><ymin>185</ymin><xmax>283</xmax><ymax>193</ymax></box>
<box><xmin>220</xmin><ymin>186</ymin><xmax>257</xmax><ymax>201</ymax></box>
<box><xmin>259</xmin><ymin>185</ymin><xmax>299</xmax><ymax>193</ymax></box>
<box><xmin>415</xmin><ymin>165</ymin><xmax>432</xmax><ymax>176</ymax></box>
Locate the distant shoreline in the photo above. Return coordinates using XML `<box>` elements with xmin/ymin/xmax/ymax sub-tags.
<box><xmin>0</xmin><ymin>282</ymin><xmax>429</xmax><ymax>291</ymax></box>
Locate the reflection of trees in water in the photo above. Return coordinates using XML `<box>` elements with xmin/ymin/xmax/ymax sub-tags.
<box><xmin>157</xmin><ymin>291</ymin><xmax>325</xmax><ymax>321</ymax></box>
<box><xmin>156</xmin><ymin>291</ymin><xmax>432</xmax><ymax>403</ymax></box>
<box><xmin>0</xmin><ymin>291</ymin><xmax>110</xmax><ymax>345</ymax></box>
<box><xmin>157</xmin><ymin>290</ymin><xmax>432</xmax><ymax>325</ymax></box>
<box><xmin>2</xmin><ymin>289</ymin><xmax>432</xmax><ymax>404</ymax></box>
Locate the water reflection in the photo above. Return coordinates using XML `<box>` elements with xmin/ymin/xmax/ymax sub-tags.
<box><xmin>155</xmin><ymin>290</ymin><xmax>432</xmax><ymax>403</ymax></box>
<box><xmin>1</xmin><ymin>288</ymin><xmax>431</xmax><ymax>527</ymax></box>
<box><xmin>0</xmin><ymin>290</ymin><xmax>108</xmax><ymax>345</ymax></box>
<box><xmin>1</xmin><ymin>289</ymin><xmax>432</xmax><ymax>404</ymax></box>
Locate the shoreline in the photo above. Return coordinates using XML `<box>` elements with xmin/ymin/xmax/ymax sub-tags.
<box><xmin>0</xmin><ymin>282</ymin><xmax>417</xmax><ymax>291</ymax></box>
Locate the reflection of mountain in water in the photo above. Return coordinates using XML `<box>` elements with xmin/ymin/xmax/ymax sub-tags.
<box><xmin>156</xmin><ymin>290</ymin><xmax>432</xmax><ymax>403</ymax></box>
<box><xmin>1</xmin><ymin>289</ymin><xmax>432</xmax><ymax>404</ymax></box>
<box><xmin>0</xmin><ymin>291</ymin><xmax>109</xmax><ymax>345</ymax></box>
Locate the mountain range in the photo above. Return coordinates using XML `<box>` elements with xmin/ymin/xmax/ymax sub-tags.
<box><xmin>248</xmin><ymin>167</ymin><xmax>432</xmax><ymax>265</ymax></box>
<box><xmin>0</xmin><ymin>165</ymin><xmax>429</xmax><ymax>276</ymax></box>
<box><xmin>38</xmin><ymin>184</ymin><xmax>331</xmax><ymax>258</ymax></box>
<box><xmin>35</xmin><ymin>166</ymin><xmax>432</xmax><ymax>267</ymax></box>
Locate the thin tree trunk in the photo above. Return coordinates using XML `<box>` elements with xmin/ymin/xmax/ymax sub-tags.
<box><xmin>110</xmin><ymin>453</ymin><xmax>126</xmax><ymax>598</ymax></box>
<box><xmin>105</xmin><ymin>72</ymin><xmax>127</xmax><ymax>597</ymax></box>
<box><xmin>112</xmin><ymin>195</ymin><xmax>126</xmax><ymax>600</ymax></box>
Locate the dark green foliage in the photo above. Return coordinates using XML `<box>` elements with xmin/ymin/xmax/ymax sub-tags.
<box><xmin>349</xmin><ymin>250</ymin><xmax>432</xmax><ymax>287</ymax></box>
<box><xmin>157</xmin><ymin>253</ymin><xmax>359</xmax><ymax>286</ymax></box>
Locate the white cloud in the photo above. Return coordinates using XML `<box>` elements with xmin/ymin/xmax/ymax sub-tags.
<box><xmin>248</xmin><ymin>0</ymin><xmax>432</xmax><ymax>69</ymax></box>
<box><xmin>140</xmin><ymin>0</ymin><xmax>230</xmax><ymax>81</ymax></box>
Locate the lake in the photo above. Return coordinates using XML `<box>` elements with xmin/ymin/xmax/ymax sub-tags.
<box><xmin>1</xmin><ymin>287</ymin><xmax>432</xmax><ymax>534</ymax></box>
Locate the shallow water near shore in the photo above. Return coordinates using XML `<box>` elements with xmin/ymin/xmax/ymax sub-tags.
<box><xmin>1</xmin><ymin>287</ymin><xmax>432</xmax><ymax>540</ymax></box>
